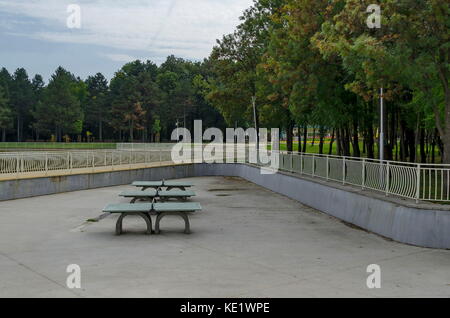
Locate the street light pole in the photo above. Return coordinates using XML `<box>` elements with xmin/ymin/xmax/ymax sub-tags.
<box><xmin>252</xmin><ymin>96</ymin><xmax>259</xmax><ymax>150</ymax></box>
<box><xmin>380</xmin><ymin>87</ymin><xmax>384</xmax><ymax>162</ymax></box>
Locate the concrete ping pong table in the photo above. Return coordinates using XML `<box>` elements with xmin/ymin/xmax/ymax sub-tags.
<box><xmin>119</xmin><ymin>189</ymin><xmax>196</xmax><ymax>203</ymax></box>
<box><xmin>132</xmin><ymin>180</ymin><xmax>194</xmax><ymax>191</ymax></box>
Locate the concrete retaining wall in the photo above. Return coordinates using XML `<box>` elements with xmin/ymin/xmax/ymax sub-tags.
<box><xmin>0</xmin><ymin>165</ymin><xmax>195</xmax><ymax>201</ymax></box>
<box><xmin>1</xmin><ymin>163</ymin><xmax>449</xmax><ymax>249</ymax></box>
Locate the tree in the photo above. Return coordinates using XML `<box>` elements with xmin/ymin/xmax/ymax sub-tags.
<box><xmin>30</xmin><ymin>74</ymin><xmax>45</xmax><ymax>140</ymax></box>
<box><xmin>33</xmin><ymin>67</ymin><xmax>84</xmax><ymax>141</ymax></box>
<box><xmin>313</xmin><ymin>0</ymin><xmax>449</xmax><ymax>161</ymax></box>
<box><xmin>206</xmin><ymin>0</ymin><xmax>284</xmax><ymax>132</ymax></box>
<box><xmin>10</xmin><ymin>68</ymin><xmax>33</xmax><ymax>141</ymax></box>
<box><xmin>85</xmin><ymin>73</ymin><xmax>109</xmax><ymax>141</ymax></box>
<box><xmin>0</xmin><ymin>86</ymin><xmax>12</xmax><ymax>142</ymax></box>
<box><xmin>110</xmin><ymin>65</ymin><xmax>146</xmax><ymax>141</ymax></box>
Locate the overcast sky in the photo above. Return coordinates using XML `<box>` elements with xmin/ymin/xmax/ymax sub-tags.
<box><xmin>0</xmin><ymin>0</ymin><xmax>253</xmax><ymax>82</ymax></box>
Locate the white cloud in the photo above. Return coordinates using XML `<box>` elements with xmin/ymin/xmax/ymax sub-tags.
<box><xmin>0</xmin><ymin>0</ymin><xmax>253</xmax><ymax>61</ymax></box>
<box><xmin>101</xmin><ymin>53</ymin><xmax>140</xmax><ymax>63</ymax></box>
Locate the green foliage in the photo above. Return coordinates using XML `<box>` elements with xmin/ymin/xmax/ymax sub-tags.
<box><xmin>0</xmin><ymin>86</ymin><xmax>13</xmax><ymax>133</ymax></box>
<box><xmin>1</xmin><ymin>0</ymin><xmax>448</xmax><ymax>164</ymax></box>
<box><xmin>33</xmin><ymin>67</ymin><xmax>85</xmax><ymax>141</ymax></box>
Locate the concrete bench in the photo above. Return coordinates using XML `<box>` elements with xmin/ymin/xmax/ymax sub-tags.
<box><xmin>102</xmin><ymin>202</ymin><xmax>202</xmax><ymax>235</ymax></box>
<box><xmin>153</xmin><ymin>202</ymin><xmax>202</xmax><ymax>234</ymax></box>
<box><xmin>103</xmin><ymin>203</ymin><xmax>153</xmax><ymax>235</ymax></box>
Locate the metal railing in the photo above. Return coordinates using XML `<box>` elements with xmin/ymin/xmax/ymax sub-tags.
<box><xmin>0</xmin><ymin>142</ymin><xmax>116</xmax><ymax>149</ymax></box>
<box><xmin>1</xmin><ymin>147</ymin><xmax>450</xmax><ymax>203</ymax></box>
<box><xmin>274</xmin><ymin>152</ymin><xmax>450</xmax><ymax>203</ymax></box>
<box><xmin>116</xmin><ymin>143</ymin><xmax>176</xmax><ymax>151</ymax></box>
<box><xmin>0</xmin><ymin>150</ymin><xmax>174</xmax><ymax>177</ymax></box>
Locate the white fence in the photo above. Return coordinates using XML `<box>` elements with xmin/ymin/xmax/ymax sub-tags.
<box><xmin>116</xmin><ymin>143</ymin><xmax>176</xmax><ymax>151</ymax></box>
<box><xmin>275</xmin><ymin>152</ymin><xmax>450</xmax><ymax>203</ymax></box>
<box><xmin>0</xmin><ymin>150</ymin><xmax>173</xmax><ymax>176</ymax></box>
<box><xmin>1</xmin><ymin>148</ymin><xmax>450</xmax><ymax>203</ymax></box>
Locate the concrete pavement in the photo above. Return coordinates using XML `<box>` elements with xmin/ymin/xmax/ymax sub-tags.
<box><xmin>0</xmin><ymin>176</ymin><xmax>449</xmax><ymax>297</ymax></box>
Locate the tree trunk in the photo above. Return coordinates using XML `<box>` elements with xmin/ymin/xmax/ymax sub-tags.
<box><xmin>437</xmin><ymin>64</ymin><xmax>450</xmax><ymax>163</ymax></box>
<box><xmin>99</xmin><ymin>119</ymin><xmax>103</xmax><ymax>142</ymax></box>
<box><xmin>2</xmin><ymin>128</ymin><xmax>5</xmax><ymax>142</ymax></box>
<box><xmin>352</xmin><ymin>122</ymin><xmax>360</xmax><ymax>157</ymax></box>
<box><xmin>297</xmin><ymin>125</ymin><xmax>302</xmax><ymax>154</ymax></box>
<box><xmin>341</xmin><ymin>127</ymin><xmax>351</xmax><ymax>156</ymax></box>
<box><xmin>414</xmin><ymin>113</ymin><xmax>421</xmax><ymax>163</ymax></box>
<box><xmin>286</xmin><ymin>121</ymin><xmax>294</xmax><ymax>152</ymax></box>
<box><xmin>318</xmin><ymin>126</ymin><xmax>325</xmax><ymax>155</ymax></box>
<box><xmin>17</xmin><ymin>117</ymin><xmax>20</xmax><ymax>142</ymax></box>
<box><xmin>420</xmin><ymin>128</ymin><xmax>426</xmax><ymax>163</ymax></box>
<box><xmin>302</xmin><ymin>124</ymin><xmax>307</xmax><ymax>153</ymax></box>
<box><xmin>431</xmin><ymin>130</ymin><xmax>436</xmax><ymax>164</ymax></box>
<box><xmin>336</xmin><ymin>129</ymin><xmax>342</xmax><ymax>156</ymax></box>
<box><xmin>129</xmin><ymin>120</ymin><xmax>134</xmax><ymax>142</ymax></box>
<box><xmin>328</xmin><ymin>129</ymin><xmax>335</xmax><ymax>155</ymax></box>
<box><xmin>366</xmin><ymin>125</ymin><xmax>375</xmax><ymax>159</ymax></box>
<box><xmin>311</xmin><ymin>128</ymin><xmax>316</xmax><ymax>146</ymax></box>
<box><xmin>406</xmin><ymin>128</ymin><xmax>416</xmax><ymax>163</ymax></box>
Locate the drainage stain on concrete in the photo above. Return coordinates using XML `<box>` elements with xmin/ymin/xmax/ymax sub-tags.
<box><xmin>70</xmin><ymin>213</ymin><xmax>110</xmax><ymax>232</ymax></box>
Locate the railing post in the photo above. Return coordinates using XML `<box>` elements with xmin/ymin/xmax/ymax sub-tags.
<box><xmin>45</xmin><ymin>153</ymin><xmax>48</xmax><ymax>175</ymax></box>
<box><xmin>342</xmin><ymin>157</ymin><xmax>346</xmax><ymax>185</ymax></box>
<box><xmin>111</xmin><ymin>152</ymin><xmax>114</xmax><ymax>171</ymax></box>
<box><xmin>326</xmin><ymin>155</ymin><xmax>329</xmax><ymax>181</ymax></box>
<box><xmin>16</xmin><ymin>155</ymin><xmax>19</xmax><ymax>176</ymax></box>
<box><xmin>291</xmin><ymin>152</ymin><xmax>294</xmax><ymax>172</ymax></box>
<box><xmin>312</xmin><ymin>154</ymin><xmax>315</xmax><ymax>177</ymax></box>
<box><xmin>416</xmin><ymin>164</ymin><xmax>421</xmax><ymax>203</ymax></box>
<box><xmin>70</xmin><ymin>152</ymin><xmax>73</xmax><ymax>172</ymax></box>
<box><xmin>385</xmin><ymin>162</ymin><xmax>390</xmax><ymax>196</ymax></box>
<box><xmin>362</xmin><ymin>159</ymin><xmax>366</xmax><ymax>190</ymax></box>
<box><xmin>300</xmin><ymin>152</ymin><xmax>303</xmax><ymax>174</ymax></box>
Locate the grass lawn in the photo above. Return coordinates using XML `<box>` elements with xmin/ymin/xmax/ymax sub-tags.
<box><xmin>275</xmin><ymin>140</ymin><xmax>442</xmax><ymax>162</ymax></box>
<box><xmin>0</xmin><ymin>142</ymin><xmax>117</xmax><ymax>150</ymax></box>
<box><xmin>274</xmin><ymin>140</ymin><xmax>367</xmax><ymax>156</ymax></box>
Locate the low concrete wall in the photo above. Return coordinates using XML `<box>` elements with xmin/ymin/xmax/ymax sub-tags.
<box><xmin>1</xmin><ymin>163</ymin><xmax>450</xmax><ymax>249</ymax></box>
<box><xmin>0</xmin><ymin>165</ymin><xmax>195</xmax><ymax>201</ymax></box>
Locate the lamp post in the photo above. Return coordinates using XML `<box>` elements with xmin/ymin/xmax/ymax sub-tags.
<box><xmin>380</xmin><ymin>87</ymin><xmax>384</xmax><ymax>162</ymax></box>
<box><xmin>251</xmin><ymin>96</ymin><xmax>258</xmax><ymax>151</ymax></box>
